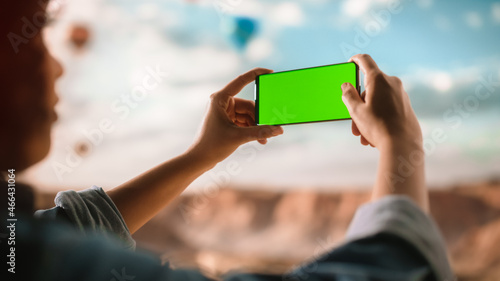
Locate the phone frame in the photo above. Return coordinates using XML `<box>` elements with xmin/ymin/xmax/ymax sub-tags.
<box><xmin>255</xmin><ymin>62</ymin><xmax>360</xmax><ymax>126</ymax></box>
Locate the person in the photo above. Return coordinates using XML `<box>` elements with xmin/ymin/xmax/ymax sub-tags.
<box><xmin>1</xmin><ymin>1</ymin><xmax>455</xmax><ymax>281</ymax></box>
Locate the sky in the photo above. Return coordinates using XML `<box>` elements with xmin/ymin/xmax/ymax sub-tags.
<box><xmin>24</xmin><ymin>0</ymin><xmax>500</xmax><ymax>192</ymax></box>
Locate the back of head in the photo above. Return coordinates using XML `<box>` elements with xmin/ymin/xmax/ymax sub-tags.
<box><xmin>0</xmin><ymin>1</ymin><xmax>50</xmax><ymax>171</ymax></box>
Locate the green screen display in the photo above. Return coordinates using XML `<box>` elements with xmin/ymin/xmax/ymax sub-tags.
<box><xmin>256</xmin><ymin>62</ymin><xmax>359</xmax><ymax>125</ymax></box>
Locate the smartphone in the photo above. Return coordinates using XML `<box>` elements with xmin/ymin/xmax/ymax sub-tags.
<box><xmin>255</xmin><ymin>62</ymin><xmax>360</xmax><ymax>125</ymax></box>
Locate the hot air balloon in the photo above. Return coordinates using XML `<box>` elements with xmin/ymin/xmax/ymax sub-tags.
<box><xmin>68</xmin><ymin>24</ymin><xmax>91</xmax><ymax>50</ymax></box>
<box><xmin>221</xmin><ymin>16</ymin><xmax>258</xmax><ymax>50</ymax></box>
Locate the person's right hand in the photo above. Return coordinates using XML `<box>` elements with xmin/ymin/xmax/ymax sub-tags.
<box><xmin>189</xmin><ymin>68</ymin><xmax>283</xmax><ymax>165</ymax></box>
<box><xmin>341</xmin><ymin>54</ymin><xmax>422</xmax><ymax>150</ymax></box>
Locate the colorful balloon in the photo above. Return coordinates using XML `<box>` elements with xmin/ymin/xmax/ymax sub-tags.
<box><xmin>222</xmin><ymin>16</ymin><xmax>258</xmax><ymax>50</ymax></box>
<box><xmin>69</xmin><ymin>24</ymin><xmax>91</xmax><ymax>49</ymax></box>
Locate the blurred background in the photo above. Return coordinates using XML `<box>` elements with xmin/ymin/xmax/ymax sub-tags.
<box><xmin>27</xmin><ymin>0</ymin><xmax>500</xmax><ymax>280</ymax></box>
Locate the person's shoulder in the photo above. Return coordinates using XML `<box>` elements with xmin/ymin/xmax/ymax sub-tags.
<box><xmin>347</xmin><ymin>195</ymin><xmax>431</xmax><ymax>238</ymax></box>
<box><xmin>289</xmin><ymin>232</ymin><xmax>435</xmax><ymax>281</ymax></box>
<box><xmin>346</xmin><ymin>195</ymin><xmax>456</xmax><ymax>281</ymax></box>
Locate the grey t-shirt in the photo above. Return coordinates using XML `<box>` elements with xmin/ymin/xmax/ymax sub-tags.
<box><xmin>35</xmin><ymin>185</ymin><xmax>135</xmax><ymax>250</ymax></box>
<box><xmin>33</xmin><ymin>187</ymin><xmax>455</xmax><ymax>281</ymax></box>
<box><xmin>345</xmin><ymin>196</ymin><xmax>454</xmax><ymax>281</ymax></box>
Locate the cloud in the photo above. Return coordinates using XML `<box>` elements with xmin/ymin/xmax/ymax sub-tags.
<box><xmin>432</xmin><ymin>72</ymin><xmax>453</xmax><ymax>93</ymax></box>
<box><xmin>271</xmin><ymin>2</ymin><xmax>304</xmax><ymax>26</ymax></box>
<box><xmin>493</xmin><ymin>3</ymin><xmax>500</xmax><ymax>24</ymax></box>
<box><xmin>416</xmin><ymin>0</ymin><xmax>433</xmax><ymax>9</ymax></box>
<box><xmin>169</xmin><ymin>45</ymin><xmax>242</xmax><ymax>84</ymax></box>
<box><xmin>340</xmin><ymin>0</ymin><xmax>395</xmax><ymax>17</ymax></box>
<box><xmin>401</xmin><ymin>65</ymin><xmax>482</xmax><ymax>94</ymax></box>
<box><xmin>401</xmin><ymin>69</ymin><xmax>454</xmax><ymax>93</ymax></box>
<box><xmin>338</xmin><ymin>0</ymin><xmax>405</xmax><ymax>29</ymax></box>
<box><xmin>231</xmin><ymin>1</ymin><xmax>267</xmax><ymax>17</ymax></box>
<box><xmin>136</xmin><ymin>3</ymin><xmax>160</xmax><ymax>21</ymax></box>
<box><xmin>341</xmin><ymin>0</ymin><xmax>406</xmax><ymax>18</ymax></box>
<box><xmin>245</xmin><ymin>38</ymin><xmax>274</xmax><ymax>62</ymax></box>
<box><xmin>465</xmin><ymin>11</ymin><xmax>483</xmax><ymax>28</ymax></box>
<box><xmin>399</xmin><ymin>58</ymin><xmax>500</xmax><ymax>119</ymax></box>
<box><xmin>342</xmin><ymin>0</ymin><xmax>372</xmax><ymax>17</ymax></box>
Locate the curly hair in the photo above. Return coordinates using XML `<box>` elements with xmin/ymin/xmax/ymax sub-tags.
<box><xmin>0</xmin><ymin>1</ymin><xmax>50</xmax><ymax>171</ymax></box>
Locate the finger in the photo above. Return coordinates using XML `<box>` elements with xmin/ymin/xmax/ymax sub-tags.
<box><xmin>351</xmin><ymin>120</ymin><xmax>361</xmax><ymax>136</ymax></box>
<box><xmin>240</xmin><ymin>125</ymin><xmax>283</xmax><ymax>143</ymax></box>
<box><xmin>258</xmin><ymin>139</ymin><xmax>267</xmax><ymax>145</ymax></box>
<box><xmin>234</xmin><ymin>98</ymin><xmax>255</xmax><ymax>120</ymax></box>
<box><xmin>341</xmin><ymin>83</ymin><xmax>363</xmax><ymax>118</ymax></box>
<box><xmin>235</xmin><ymin>114</ymin><xmax>254</xmax><ymax>126</ymax></box>
<box><xmin>360</xmin><ymin>90</ymin><xmax>366</xmax><ymax>101</ymax></box>
<box><xmin>226</xmin><ymin>97</ymin><xmax>236</xmax><ymax>121</ymax></box>
<box><xmin>360</xmin><ymin>136</ymin><xmax>370</xmax><ymax>146</ymax></box>
<box><xmin>360</xmin><ymin>136</ymin><xmax>374</xmax><ymax>147</ymax></box>
<box><xmin>349</xmin><ymin>54</ymin><xmax>380</xmax><ymax>78</ymax></box>
<box><xmin>235</xmin><ymin>121</ymin><xmax>248</xmax><ymax>127</ymax></box>
<box><xmin>219</xmin><ymin>68</ymin><xmax>273</xmax><ymax>97</ymax></box>
<box><xmin>209</xmin><ymin>95</ymin><xmax>233</xmax><ymax>123</ymax></box>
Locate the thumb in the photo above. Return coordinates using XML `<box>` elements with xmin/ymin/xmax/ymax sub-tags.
<box><xmin>240</xmin><ymin>125</ymin><xmax>283</xmax><ymax>143</ymax></box>
<box><xmin>341</xmin><ymin>83</ymin><xmax>362</xmax><ymax>117</ymax></box>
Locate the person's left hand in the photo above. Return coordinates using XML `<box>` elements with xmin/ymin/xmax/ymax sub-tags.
<box><xmin>189</xmin><ymin>68</ymin><xmax>284</xmax><ymax>164</ymax></box>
